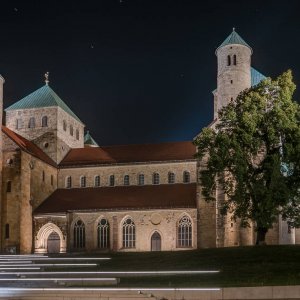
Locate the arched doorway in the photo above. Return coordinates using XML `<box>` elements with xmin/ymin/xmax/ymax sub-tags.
<box><xmin>151</xmin><ymin>232</ymin><xmax>161</xmax><ymax>251</ymax></box>
<box><xmin>47</xmin><ymin>232</ymin><xmax>60</xmax><ymax>253</ymax></box>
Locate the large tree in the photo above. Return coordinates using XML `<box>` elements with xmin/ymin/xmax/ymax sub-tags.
<box><xmin>194</xmin><ymin>70</ymin><xmax>300</xmax><ymax>244</ymax></box>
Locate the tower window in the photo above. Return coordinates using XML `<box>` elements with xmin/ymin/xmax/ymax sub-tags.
<box><xmin>231</xmin><ymin>80</ymin><xmax>233</xmax><ymax>84</ymax></box>
<box><xmin>63</xmin><ymin>120</ymin><xmax>67</xmax><ymax>131</ymax></box>
<box><xmin>70</xmin><ymin>125</ymin><xmax>74</xmax><ymax>136</ymax></box>
<box><xmin>6</xmin><ymin>181</ymin><xmax>11</xmax><ymax>193</ymax></box>
<box><xmin>5</xmin><ymin>224</ymin><xmax>9</xmax><ymax>239</ymax></box>
<box><xmin>28</xmin><ymin>117</ymin><xmax>35</xmax><ymax>128</ymax></box>
<box><xmin>51</xmin><ymin>175</ymin><xmax>54</xmax><ymax>186</ymax></box>
<box><xmin>16</xmin><ymin>119</ymin><xmax>23</xmax><ymax>129</ymax></box>
<box><xmin>76</xmin><ymin>129</ymin><xmax>79</xmax><ymax>140</ymax></box>
<box><xmin>42</xmin><ymin>171</ymin><xmax>45</xmax><ymax>182</ymax></box>
<box><xmin>227</xmin><ymin>55</ymin><xmax>231</xmax><ymax>66</ymax></box>
<box><xmin>233</xmin><ymin>55</ymin><xmax>237</xmax><ymax>65</ymax></box>
<box><xmin>41</xmin><ymin>116</ymin><xmax>48</xmax><ymax>127</ymax></box>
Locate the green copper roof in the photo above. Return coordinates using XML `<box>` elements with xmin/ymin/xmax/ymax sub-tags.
<box><xmin>5</xmin><ymin>84</ymin><xmax>83</xmax><ymax>123</ymax></box>
<box><xmin>217</xmin><ymin>29</ymin><xmax>252</xmax><ymax>52</ymax></box>
<box><xmin>251</xmin><ymin>67</ymin><xmax>266</xmax><ymax>86</ymax></box>
<box><xmin>212</xmin><ymin>67</ymin><xmax>266</xmax><ymax>93</ymax></box>
<box><xmin>84</xmin><ymin>131</ymin><xmax>98</xmax><ymax>146</ymax></box>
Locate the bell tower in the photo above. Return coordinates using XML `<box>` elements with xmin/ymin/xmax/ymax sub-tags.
<box><xmin>215</xmin><ymin>28</ymin><xmax>252</xmax><ymax>118</ymax></box>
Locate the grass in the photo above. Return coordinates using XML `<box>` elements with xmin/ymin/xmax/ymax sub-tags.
<box><xmin>48</xmin><ymin>245</ymin><xmax>300</xmax><ymax>287</ymax></box>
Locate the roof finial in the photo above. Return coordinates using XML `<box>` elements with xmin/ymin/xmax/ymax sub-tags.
<box><xmin>44</xmin><ymin>72</ymin><xmax>49</xmax><ymax>85</ymax></box>
<box><xmin>233</xmin><ymin>27</ymin><xmax>235</xmax><ymax>32</ymax></box>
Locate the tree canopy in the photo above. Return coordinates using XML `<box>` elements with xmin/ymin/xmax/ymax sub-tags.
<box><xmin>194</xmin><ymin>70</ymin><xmax>300</xmax><ymax>244</ymax></box>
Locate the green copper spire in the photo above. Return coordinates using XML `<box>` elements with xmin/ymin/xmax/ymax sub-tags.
<box><xmin>217</xmin><ymin>28</ymin><xmax>252</xmax><ymax>53</ymax></box>
<box><xmin>84</xmin><ymin>130</ymin><xmax>98</xmax><ymax>146</ymax></box>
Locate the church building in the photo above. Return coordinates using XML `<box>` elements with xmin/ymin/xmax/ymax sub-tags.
<box><xmin>0</xmin><ymin>30</ymin><xmax>297</xmax><ymax>254</ymax></box>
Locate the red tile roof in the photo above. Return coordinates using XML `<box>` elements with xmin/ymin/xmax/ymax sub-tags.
<box><xmin>2</xmin><ymin>126</ymin><xmax>57</xmax><ymax>167</ymax></box>
<box><xmin>60</xmin><ymin>141</ymin><xmax>196</xmax><ymax>167</ymax></box>
<box><xmin>34</xmin><ymin>183</ymin><xmax>197</xmax><ymax>214</ymax></box>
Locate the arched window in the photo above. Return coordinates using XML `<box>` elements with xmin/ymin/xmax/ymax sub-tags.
<box><xmin>168</xmin><ymin>172</ymin><xmax>175</xmax><ymax>184</ymax></box>
<box><xmin>177</xmin><ymin>215</ymin><xmax>192</xmax><ymax>247</ymax></box>
<box><xmin>63</xmin><ymin>120</ymin><xmax>67</xmax><ymax>131</ymax></box>
<box><xmin>124</xmin><ymin>175</ymin><xmax>130</xmax><ymax>186</ymax></box>
<box><xmin>227</xmin><ymin>55</ymin><xmax>231</xmax><ymax>66</ymax></box>
<box><xmin>80</xmin><ymin>176</ymin><xmax>86</xmax><ymax>187</ymax></box>
<box><xmin>76</xmin><ymin>129</ymin><xmax>79</xmax><ymax>140</ymax></box>
<box><xmin>5</xmin><ymin>224</ymin><xmax>9</xmax><ymax>239</ymax></box>
<box><xmin>138</xmin><ymin>174</ymin><xmax>144</xmax><ymax>186</ymax></box>
<box><xmin>97</xmin><ymin>218</ymin><xmax>110</xmax><ymax>249</ymax></box>
<box><xmin>16</xmin><ymin>119</ymin><xmax>23</xmax><ymax>129</ymax></box>
<box><xmin>41</xmin><ymin>116</ymin><xmax>48</xmax><ymax>127</ymax></box>
<box><xmin>28</xmin><ymin>117</ymin><xmax>35</xmax><ymax>128</ymax></box>
<box><xmin>109</xmin><ymin>175</ymin><xmax>115</xmax><ymax>187</ymax></box>
<box><xmin>66</xmin><ymin>176</ymin><xmax>72</xmax><ymax>188</ymax></box>
<box><xmin>42</xmin><ymin>171</ymin><xmax>45</xmax><ymax>182</ymax></box>
<box><xmin>51</xmin><ymin>175</ymin><xmax>54</xmax><ymax>186</ymax></box>
<box><xmin>94</xmin><ymin>175</ymin><xmax>100</xmax><ymax>187</ymax></box>
<box><xmin>6</xmin><ymin>181</ymin><xmax>11</xmax><ymax>193</ymax></box>
<box><xmin>73</xmin><ymin>219</ymin><xmax>85</xmax><ymax>249</ymax></box>
<box><xmin>70</xmin><ymin>125</ymin><xmax>74</xmax><ymax>136</ymax></box>
<box><xmin>122</xmin><ymin>218</ymin><xmax>135</xmax><ymax>248</ymax></box>
<box><xmin>153</xmin><ymin>173</ymin><xmax>160</xmax><ymax>185</ymax></box>
<box><xmin>233</xmin><ymin>54</ymin><xmax>237</xmax><ymax>65</ymax></box>
<box><xmin>183</xmin><ymin>171</ymin><xmax>190</xmax><ymax>183</ymax></box>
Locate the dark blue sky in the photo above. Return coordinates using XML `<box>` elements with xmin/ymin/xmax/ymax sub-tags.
<box><xmin>1</xmin><ymin>0</ymin><xmax>300</xmax><ymax>145</ymax></box>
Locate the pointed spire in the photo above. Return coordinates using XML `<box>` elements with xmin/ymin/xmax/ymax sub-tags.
<box><xmin>44</xmin><ymin>72</ymin><xmax>49</xmax><ymax>85</ymax></box>
<box><xmin>216</xmin><ymin>29</ymin><xmax>252</xmax><ymax>53</ymax></box>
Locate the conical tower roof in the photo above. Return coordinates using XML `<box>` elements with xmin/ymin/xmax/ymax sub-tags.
<box><xmin>5</xmin><ymin>84</ymin><xmax>83</xmax><ymax>123</ymax></box>
<box><xmin>216</xmin><ymin>28</ymin><xmax>252</xmax><ymax>53</ymax></box>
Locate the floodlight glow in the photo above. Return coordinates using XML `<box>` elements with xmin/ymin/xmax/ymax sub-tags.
<box><xmin>0</xmin><ymin>267</ymin><xmax>40</xmax><ymax>270</ymax></box>
<box><xmin>0</xmin><ymin>277</ymin><xmax>117</xmax><ymax>281</ymax></box>
<box><xmin>0</xmin><ymin>261</ymin><xmax>32</xmax><ymax>264</ymax></box>
<box><xmin>21</xmin><ymin>257</ymin><xmax>110</xmax><ymax>261</ymax></box>
<box><xmin>0</xmin><ymin>287</ymin><xmax>221</xmax><ymax>292</ymax></box>
<box><xmin>0</xmin><ymin>263</ymin><xmax>97</xmax><ymax>267</ymax></box>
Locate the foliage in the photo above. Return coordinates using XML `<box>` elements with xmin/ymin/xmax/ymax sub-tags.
<box><xmin>194</xmin><ymin>70</ymin><xmax>300</xmax><ymax>243</ymax></box>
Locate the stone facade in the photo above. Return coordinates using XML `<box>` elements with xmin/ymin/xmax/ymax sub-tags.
<box><xmin>0</xmin><ymin>30</ymin><xmax>297</xmax><ymax>255</ymax></box>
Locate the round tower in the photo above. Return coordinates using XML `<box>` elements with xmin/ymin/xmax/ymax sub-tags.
<box><xmin>215</xmin><ymin>29</ymin><xmax>252</xmax><ymax>117</ymax></box>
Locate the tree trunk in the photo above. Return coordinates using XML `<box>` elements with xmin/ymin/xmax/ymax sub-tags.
<box><xmin>256</xmin><ymin>227</ymin><xmax>268</xmax><ymax>245</ymax></box>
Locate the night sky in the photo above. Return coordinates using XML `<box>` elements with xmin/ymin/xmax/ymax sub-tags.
<box><xmin>1</xmin><ymin>0</ymin><xmax>300</xmax><ymax>145</ymax></box>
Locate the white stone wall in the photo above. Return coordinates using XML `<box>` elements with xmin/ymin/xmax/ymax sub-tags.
<box><xmin>68</xmin><ymin>209</ymin><xmax>197</xmax><ymax>252</ymax></box>
<box><xmin>216</xmin><ymin>44</ymin><xmax>252</xmax><ymax>115</ymax></box>
<box><xmin>58</xmin><ymin>161</ymin><xmax>197</xmax><ymax>188</ymax></box>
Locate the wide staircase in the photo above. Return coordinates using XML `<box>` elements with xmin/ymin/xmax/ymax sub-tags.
<box><xmin>0</xmin><ymin>254</ymin><xmax>157</xmax><ymax>299</ymax></box>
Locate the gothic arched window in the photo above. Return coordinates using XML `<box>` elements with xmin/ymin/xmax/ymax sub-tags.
<box><xmin>168</xmin><ymin>172</ymin><xmax>175</xmax><ymax>184</ymax></box>
<box><xmin>138</xmin><ymin>174</ymin><xmax>144</xmax><ymax>185</ymax></box>
<box><xmin>73</xmin><ymin>219</ymin><xmax>85</xmax><ymax>249</ymax></box>
<box><xmin>97</xmin><ymin>218</ymin><xmax>110</xmax><ymax>249</ymax></box>
<box><xmin>227</xmin><ymin>55</ymin><xmax>231</xmax><ymax>66</ymax></box>
<box><xmin>28</xmin><ymin>117</ymin><xmax>35</xmax><ymax>128</ymax></box>
<box><xmin>41</xmin><ymin>116</ymin><xmax>48</xmax><ymax>127</ymax></box>
<box><xmin>66</xmin><ymin>176</ymin><xmax>72</xmax><ymax>188</ymax></box>
<box><xmin>183</xmin><ymin>171</ymin><xmax>190</xmax><ymax>183</ymax></box>
<box><xmin>94</xmin><ymin>175</ymin><xmax>100</xmax><ymax>187</ymax></box>
<box><xmin>177</xmin><ymin>215</ymin><xmax>192</xmax><ymax>247</ymax></box>
<box><xmin>122</xmin><ymin>217</ymin><xmax>135</xmax><ymax>248</ymax></box>
<box><xmin>233</xmin><ymin>54</ymin><xmax>237</xmax><ymax>65</ymax></box>
<box><xmin>124</xmin><ymin>175</ymin><xmax>130</xmax><ymax>186</ymax></box>
<box><xmin>153</xmin><ymin>173</ymin><xmax>160</xmax><ymax>185</ymax></box>
<box><xmin>80</xmin><ymin>176</ymin><xmax>86</xmax><ymax>187</ymax></box>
